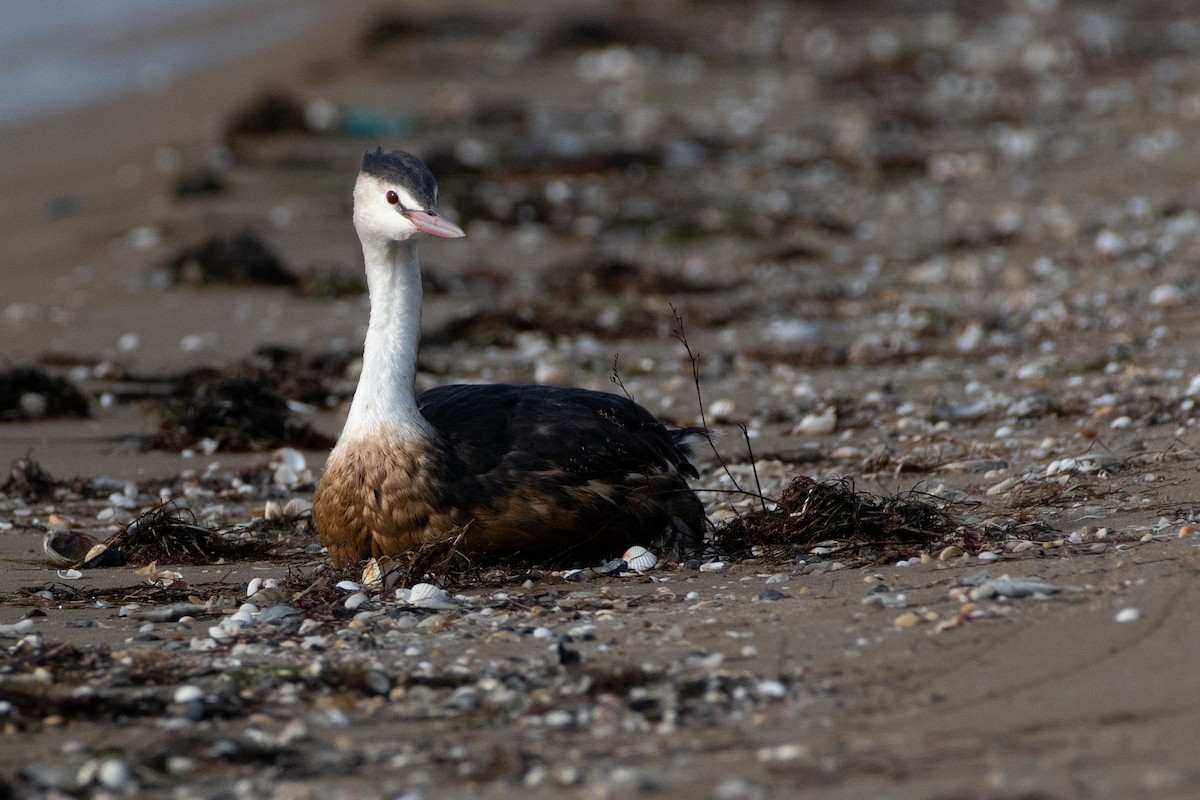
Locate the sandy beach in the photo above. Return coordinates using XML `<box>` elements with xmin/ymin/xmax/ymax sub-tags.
<box><xmin>5</xmin><ymin>2</ymin><xmax>1200</xmax><ymax>798</ymax></box>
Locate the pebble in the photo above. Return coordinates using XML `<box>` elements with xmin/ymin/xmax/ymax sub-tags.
<box><xmin>699</xmin><ymin>561</ymin><xmax>727</xmax><ymax>573</ymax></box>
<box><xmin>96</xmin><ymin>758</ymin><xmax>135</xmax><ymax>792</ymax></box>
<box><xmin>173</xmin><ymin>685</ymin><xmax>204</xmax><ymax>705</ymax></box>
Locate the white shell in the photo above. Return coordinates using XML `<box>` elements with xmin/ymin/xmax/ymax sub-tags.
<box><xmin>344</xmin><ymin>592</ymin><xmax>369</xmax><ymax>610</ymax></box>
<box><xmin>0</xmin><ymin>619</ymin><xmax>34</xmax><ymax>637</ymax></box>
<box><xmin>208</xmin><ymin>625</ymin><xmax>233</xmax><ymax>642</ymax></box>
<box><xmin>399</xmin><ymin>582</ymin><xmax>455</xmax><ymax>608</ymax></box>
<box><xmin>795</xmin><ymin>406</ymin><xmax>837</xmax><ymax>435</ymax></box>
<box><xmin>699</xmin><ymin>561</ymin><xmax>727</xmax><ymax>573</ymax></box>
<box><xmin>272</xmin><ymin>448</ymin><xmax>307</xmax><ymax>487</ymax></box>
<box><xmin>263</xmin><ymin>500</ymin><xmax>283</xmax><ymax>520</ymax></box>
<box><xmin>246</xmin><ymin>577</ymin><xmax>264</xmax><ymax>597</ymax></box>
<box><xmin>273</xmin><ymin>447</ymin><xmax>307</xmax><ymax>473</ymax></box>
<box><xmin>57</xmin><ymin>568</ymin><xmax>84</xmax><ymax>580</ymax></box>
<box><xmin>335</xmin><ymin>580</ymin><xmax>362</xmax><ymax>592</ymax></box>
<box><xmin>409</xmin><ymin>582</ymin><xmax>448</xmax><ymax>602</ymax></box>
<box><xmin>622</xmin><ymin>545</ymin><xmax>658</xmax><ymax>572</ymax></box>
<box><xmin>283</xmin><ymin>497</ymin><xmax>312</xmax><ymax>516</ymax></box>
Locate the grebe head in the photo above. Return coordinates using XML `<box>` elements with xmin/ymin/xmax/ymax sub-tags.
<box><xmin>354</xmin><ymin>148</ymin><xmax>466</xmax><ymax>244</ymax></box>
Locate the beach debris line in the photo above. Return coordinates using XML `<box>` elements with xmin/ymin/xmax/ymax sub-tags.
<box><xmin>0</xmin><ymin>365</ymin><xmax>89</xmax><ymax>421</ymax></box>
<box><xmin>166</xmin><ymin>231</ymin><xmax>296</xmax><ymax>287</ymax></box>
<box><xmin>104</xmin><ymin>503</ymin><xmax>293</xmax><ymax>565</ymax></box>
<box><xmin>152</xmin><ymin>369</ymin><xmax>334</xmax><ymax>452</ymax></box>
<box><xmin>2</xmin><ymin>455</ymin><xmax>57</xmax><ymax>500</ymax></box>
<box><xmin>715</xmin><ymin>474</ymin><xmax>971</xmax><ymax>564</ymax></box>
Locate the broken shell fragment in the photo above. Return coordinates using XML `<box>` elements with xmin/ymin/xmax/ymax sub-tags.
<box><xmin>937</xmin><ymin>545</ymin><xmax>963</xmax><ymax>561</ymax></box>
<box><xmin>43</xmin><ymin>530</ymin><xmax>101</xmax><ymax>567</ymax></box>
<box><xmin>621</xmin><ymin>545</ymin><xmax>658</xmax><ymax>572</ymax></box>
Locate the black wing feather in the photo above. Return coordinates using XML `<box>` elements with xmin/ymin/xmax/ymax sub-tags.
<box><xmin>416</xmin><ymin>383</ymin><xmax>699</xmax><ymax>481</ymax></box>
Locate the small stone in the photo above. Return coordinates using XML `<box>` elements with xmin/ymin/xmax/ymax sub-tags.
<box><xmin>1115</xmin><ymin>607</ymin><xmax>1142</xmax><ymax>623</ymax></box>
<box><xmin>173</xmin><ymin>685</ymin><xmax>204</xmax><ymax>705</ymax></box>
<box><xmin>96</xmin><ymin>759</ymin><xmax>135</xmax><ymax>791</ymax></box>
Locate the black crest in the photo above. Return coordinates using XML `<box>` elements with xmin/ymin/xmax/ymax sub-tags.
<box><xmin>360</xmin><ymin>147</ymin><xmax>438</xmax><ymax>209</ymax></box>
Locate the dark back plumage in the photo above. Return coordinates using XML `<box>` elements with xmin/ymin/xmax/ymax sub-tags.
<box><xmin>416</xmin><ymin>383</ymin><xmax>706</xmax><ymax>561</ymax></box>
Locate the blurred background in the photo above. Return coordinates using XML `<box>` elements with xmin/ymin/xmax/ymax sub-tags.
<box><xmin>4</xmin><ymin>0</ymin><xmax>1200</xmax><ymax>464</ymax></box>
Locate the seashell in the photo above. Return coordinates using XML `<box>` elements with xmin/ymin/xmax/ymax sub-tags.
<box><xmin>621</xmin><ymin>545</ymin><xmax>658</xmax><ymax>572</ymax></box>
<box><xmin>273</xmin><ymin>447</ymin><xmax>306</xmax><ymax>473</ymax></box>
<box><xmin>263</xmin><ymin>500</ymin><xmax>283</xmax><ymax>520</ymax></box>
<box><xmin>283</xmin><ymin>497</ymin><xmax>312</xmax><ymax>516</ymax></box>
<box><xmin>698</xmin><ymin>561</ymin><xmax>726</xmax><ymax>573</ymax></box>
<box><xmin>795</xmin><ymin>406</ymin><xmax>837</xmax><ymax>435</ymax></box>
<box><xmin>207</xmin><ymin>625</ymin><xmax>233</xmax><ymax>642</ymax></box>
<box><xmin>335</xmin><ymin>580</ymin><xmax>362</xmax><ymax>592</ymax></box>
<box><xmin>361</xmin><ymin>557</ymin><xmax>384</xmax><ymax>588</ymax></box>
<box><xmin>272</xmin><ymin>448</ymin><xmax>307</xmax><ymax>487</ymax></box>
<box><xmin>409</xmin><ymin>582</ymin><xmax>447</xmax><ymax>602</ymax></box>
<box><xmin>43</xmin><ymin>530</ymin><xmax>101</xmax><ymax>567</ymax></box>
<box><xmin>399</xmin><ymin>582</ymin><xmax>456</xmax><ymax>609</ymax></box>
<box><xmin>1115</xmin><ymin>607</ymin><xmax>1141</xmax><ymax>623</ymax></box>
<box><xmin>246</xmin><ymin>577</ymin><xmax>263</xmax><ymax>597</ymax></box>
<box><xmin>937</xmin><ymin>545</ymin><xmax>963</xmax><ymax>561</ymax></box>
<box><xmin>344</xmin><ymin>592</ymin><xmax>369</xmax><ymax>610</ymax></box>
<box><xmin>228</xmin><ymin>610</ymin><xmax>255</xmax><ymax>625</ymax></box>
<box><xmin>57</xmin><ymin>569</ymin><xmax>83</xmax><ymax>580</ymax></box>
<box><xmin>0</xmin><ymin>619</ymin><xmax>34</xmax><ymax>637</ymax></box>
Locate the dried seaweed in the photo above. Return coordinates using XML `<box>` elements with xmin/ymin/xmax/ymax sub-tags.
<box><xmin>151</xmin><ymin>370</ymin><xmax>334</xmax><ymax>452</ymax></box>
<box><xmin>2</xmin><ymin>456</ymin><xmax>56</xmax><ymax>500</ymax></box>
<box><xmin>715</xmin><ymin>475</ymin><xmax>962</xmax><ymax>562</ymax></box>
<box><xmin>0</xmin><ymin>365</ymin><xmax>89</xmax><ymax>421</ymax></box>
<box><xmin>106</xmin><ymin>504</ymin><xmax>291</xmax><ymax>566</ymax></box>
<box><xmin>166</xmin><ymin>232</ymin><xmax>296</xmax><ymax>287</ymax></box>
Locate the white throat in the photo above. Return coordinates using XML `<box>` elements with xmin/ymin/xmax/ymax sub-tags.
<box><xmin>338</xmin><ymin>237</ymin><xmax>433</xmax><ymax>444</ymax></box>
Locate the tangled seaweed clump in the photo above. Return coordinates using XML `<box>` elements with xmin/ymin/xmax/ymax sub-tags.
<box><xmin>2</xmin><ymin>456</ymin><xmax>57</xmax><ymax>501</ymax></box>
<box><xmin>152</xmin><ymin>370</ymin><xmax>334</xmax><ymax>452</ymax></box>
<box><xmin>106</xmin><ymin>503</ymin><xmax>307</xmax><ymax>566</ymax></box>
<box><xmin>0</xmin><ymin>365</ymin><xmax>89</xmax><ymax>421</ymax></box>
<box><xmin>715</xmin><ymin>475</ymin><xmax>970</xmax><ymax>564</ymax></box>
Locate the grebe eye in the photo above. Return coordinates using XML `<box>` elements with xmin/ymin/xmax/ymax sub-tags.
<box><xmin>386</xmin><ymin>190</ymin><xmax>399</xmax><ymax>205</ymax></box>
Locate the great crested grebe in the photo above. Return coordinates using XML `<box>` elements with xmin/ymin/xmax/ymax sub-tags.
<box><xmin>313</xmin><ymin>148</ymin><xmax>706</xmax><ymax>567</ymax></box>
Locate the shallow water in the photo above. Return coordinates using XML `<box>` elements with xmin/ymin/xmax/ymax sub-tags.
<box><xmin>0</xmin><ymin>0</ymin><xmax>324</xmax><ymax>127</ymax></box>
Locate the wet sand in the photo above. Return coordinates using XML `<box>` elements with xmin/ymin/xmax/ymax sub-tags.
<box><xmin>5</xmin><ymin>2</ymin><xmax>1200</xmax><ymax>798</ymax></box>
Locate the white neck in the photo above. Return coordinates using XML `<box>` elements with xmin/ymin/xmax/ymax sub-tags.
<box><xmin>339</xmin><ymin>237</ymin><xmax>433</xmax><ymax>443</ymax></box>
